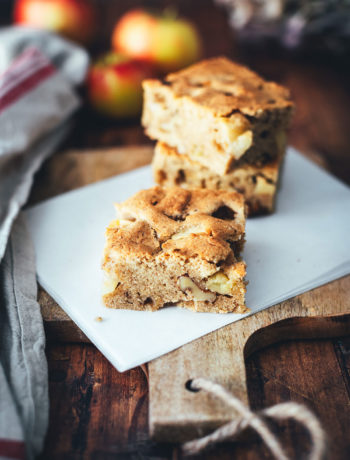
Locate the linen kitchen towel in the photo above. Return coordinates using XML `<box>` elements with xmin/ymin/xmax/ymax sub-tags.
<box><xmin>0</xmin><ymin>27</ymin><xmax>88</xmax><ymax>460</ymax></box>
<box><xmin>0</xmin><ymin>27</ymin><xmax>89</xmax><ymax>261</ymax></box>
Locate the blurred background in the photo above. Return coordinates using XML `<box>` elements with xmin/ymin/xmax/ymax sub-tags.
<box><xmin>1</xmin><ymin>0</ymin><xmax>350</xmax><ymax>184</ymax></box>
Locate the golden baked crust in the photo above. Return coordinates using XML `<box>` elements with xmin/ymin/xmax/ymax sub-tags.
<box><xmin>115</xmin><ymin>186</ymin><xmax>245</xmax><ymax>244</ymax></box>
<box><xmin>142</xmin><ymin>57</ymin><xmax>294</xmax><ymax>175</ymax></box>
<box><xmin>153</xmin><ymin>142</ymin><xmax>282</xmax><ymax>216</ymax></box>
<box><xmin>102</xmin><ymin>186</ymin><xmax>247</xmax><ymax>313</ymax></box>
<box><xmin>158</xmin><ymin>56</ymin><xmax>293</xmax><ymax>116</ymax></box>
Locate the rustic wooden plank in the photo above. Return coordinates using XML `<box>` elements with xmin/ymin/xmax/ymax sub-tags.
<box><xmin>30</xmin><ymin>145</ymin><xmax>154</xmax><ymax>205</ymax></box>
<box><xmin>148</xmin><ymin>276</ymin><xmax>350</xmax><ymax>442</ymax></box>
<box><xmin>38</xmin><ymin>344</ymin><xmax>174</xmax><ymax>460</ymax></box>
<box><xmin>38</xmin><ymin>339</ymin><xmax>350</xmax><ymax>460</ymax></box>
<box><xmin>333</xmin><ymin>336</ymin><xmax>350</xmax><ymax>408</ymax></box>
<box><xmin>39</xmin><ymin>286</ymin><xmax>90</xmax><ymax>343</ymax></box>
<box><xmin>246</xmin><ymin>338</ymin><xmax>350</xmax><ymax>460</ymax></box>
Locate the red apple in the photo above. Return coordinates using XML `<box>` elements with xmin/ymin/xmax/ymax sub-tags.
<box><xmin>112</xmin><ymin>9</ymin><xmax>202</xmax><ymax>73</ymax></box>
<box><xmin>87</xmin><ymin>52</ymin><xmax>153</xmax><ymax>119</ymax></box>
<box><xmin>13</xmin><ymin>0</ymin><xmax>96</xmax><ymax>44</ymax></box>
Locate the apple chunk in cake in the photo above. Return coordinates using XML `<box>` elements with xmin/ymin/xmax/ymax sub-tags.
<box><xmin>142</xmin><ymin>57</ymin><xmax>294</xmax><ymax>175</ymax></box>
<box><xmin>102</xmin><ymin>186</ymin><xmax>248</xmax><ymax>313</ymax></box>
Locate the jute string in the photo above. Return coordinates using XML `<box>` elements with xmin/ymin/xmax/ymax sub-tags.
<box><xmin>182</xmin><ymin>378</ymin><xmax>326</xmax><ymax>459</ymax></box>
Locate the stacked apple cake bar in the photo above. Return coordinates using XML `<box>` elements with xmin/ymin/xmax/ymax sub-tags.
<box><xmin>142</xmin><ymin>57</ymin><xmax>294</xmax><ymax>215</ymax></box>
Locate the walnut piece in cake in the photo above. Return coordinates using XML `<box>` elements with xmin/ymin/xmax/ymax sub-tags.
<box><xmin>102</xmin><ymin>186</ymin><xmax>248</xmax><ymax>313</ymax></box>
<box><xmin>153</xmin><ymin>142</ymin><xmax>282</xmax><ymax>216</ymax></box>
<box><xmin>142</xmin><ymin>56</ymin><xmax>294</xmax><ymax>175</ymax></box>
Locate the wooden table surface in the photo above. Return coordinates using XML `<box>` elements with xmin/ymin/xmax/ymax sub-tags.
<box><xmin>16</xmin><ymin>1</ymin><xmax>350</xmax><ymax>458</ymax></box>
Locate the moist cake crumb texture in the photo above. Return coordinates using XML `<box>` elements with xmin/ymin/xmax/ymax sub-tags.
<box><xmin>153</xmin><ymin>142</ymin><xmax>282</xmax><ymax>216</ymax></box>
<box><xmin>102</xmin><ymin>186</ymin><xmax>248</xmax><ymax>313</ymax></box>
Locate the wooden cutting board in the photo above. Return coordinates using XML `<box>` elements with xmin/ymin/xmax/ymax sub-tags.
<box><xmin>32</xmin><ymin>145</ymin><xmax>350</xmax><ymax>443</ymax></box>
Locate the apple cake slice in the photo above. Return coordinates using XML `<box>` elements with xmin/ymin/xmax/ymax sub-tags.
<box><xmin>142</xmin><ymin>56</ymin><xmax>293</xmax><ymax>175</ymax></box>
<box><xmin>102</xmin><ymin>186</ymin><xmax>248</xmax><ymax>313</ymax></box>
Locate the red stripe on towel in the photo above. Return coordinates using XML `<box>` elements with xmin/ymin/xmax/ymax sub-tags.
<box><xmin>0</xmin><ymin>48</ymin><xmax>56</xmax><ymax>113</ymax></box>
<box><xmin>0</xmin><ymin>439</ymin><xmax>26</xmax><ymax>459</ymax></box>
<box><xmin>0</xmin><ymin>65</ymin><xmax>55</xmax><ymax>112</ymax></box>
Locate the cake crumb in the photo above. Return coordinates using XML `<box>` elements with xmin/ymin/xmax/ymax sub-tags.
<box><xmin>95</xmin><ymin>316</ymin><xmax>103</xmax><ymax>322</ymax></box>
<box><xmin>102</xmin><ymin>186</ymin><xmax>248</xmax><ymax>313</ymax></box>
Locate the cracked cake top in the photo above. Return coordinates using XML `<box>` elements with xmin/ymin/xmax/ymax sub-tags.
<box><xmin>105</xmin><ymin>186</ymin><xmax>246</xmax><ymax>264</ymax></box>
<box><xmin>143</xmin><ymin>56</ymin><xmax>294</xmax><ymax>118</ymax></box>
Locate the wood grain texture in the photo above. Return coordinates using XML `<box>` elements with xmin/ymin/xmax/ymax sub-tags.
<box><xmin>30</xmin><ymin>145</ymin><xmax>154</xmax><ymax>205</ymax></box>
<box><xmin>149</xmin><ymin>277</ymin><xmax>350</xmax><ymax>442</ymax></box>
<box><xmin>246</xmin><ymin>336</ymin><xmax>350</xmax><ymax>460</ymax></box>
<box><xmin>38</xmin><ymin>338</ymin><xmax>350</xmax><ymax>460</ymax></box>
<box><xmin>39</xmin><ymin>344</ymin><xmax>151</xmax><ymax>460</ymax></box>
